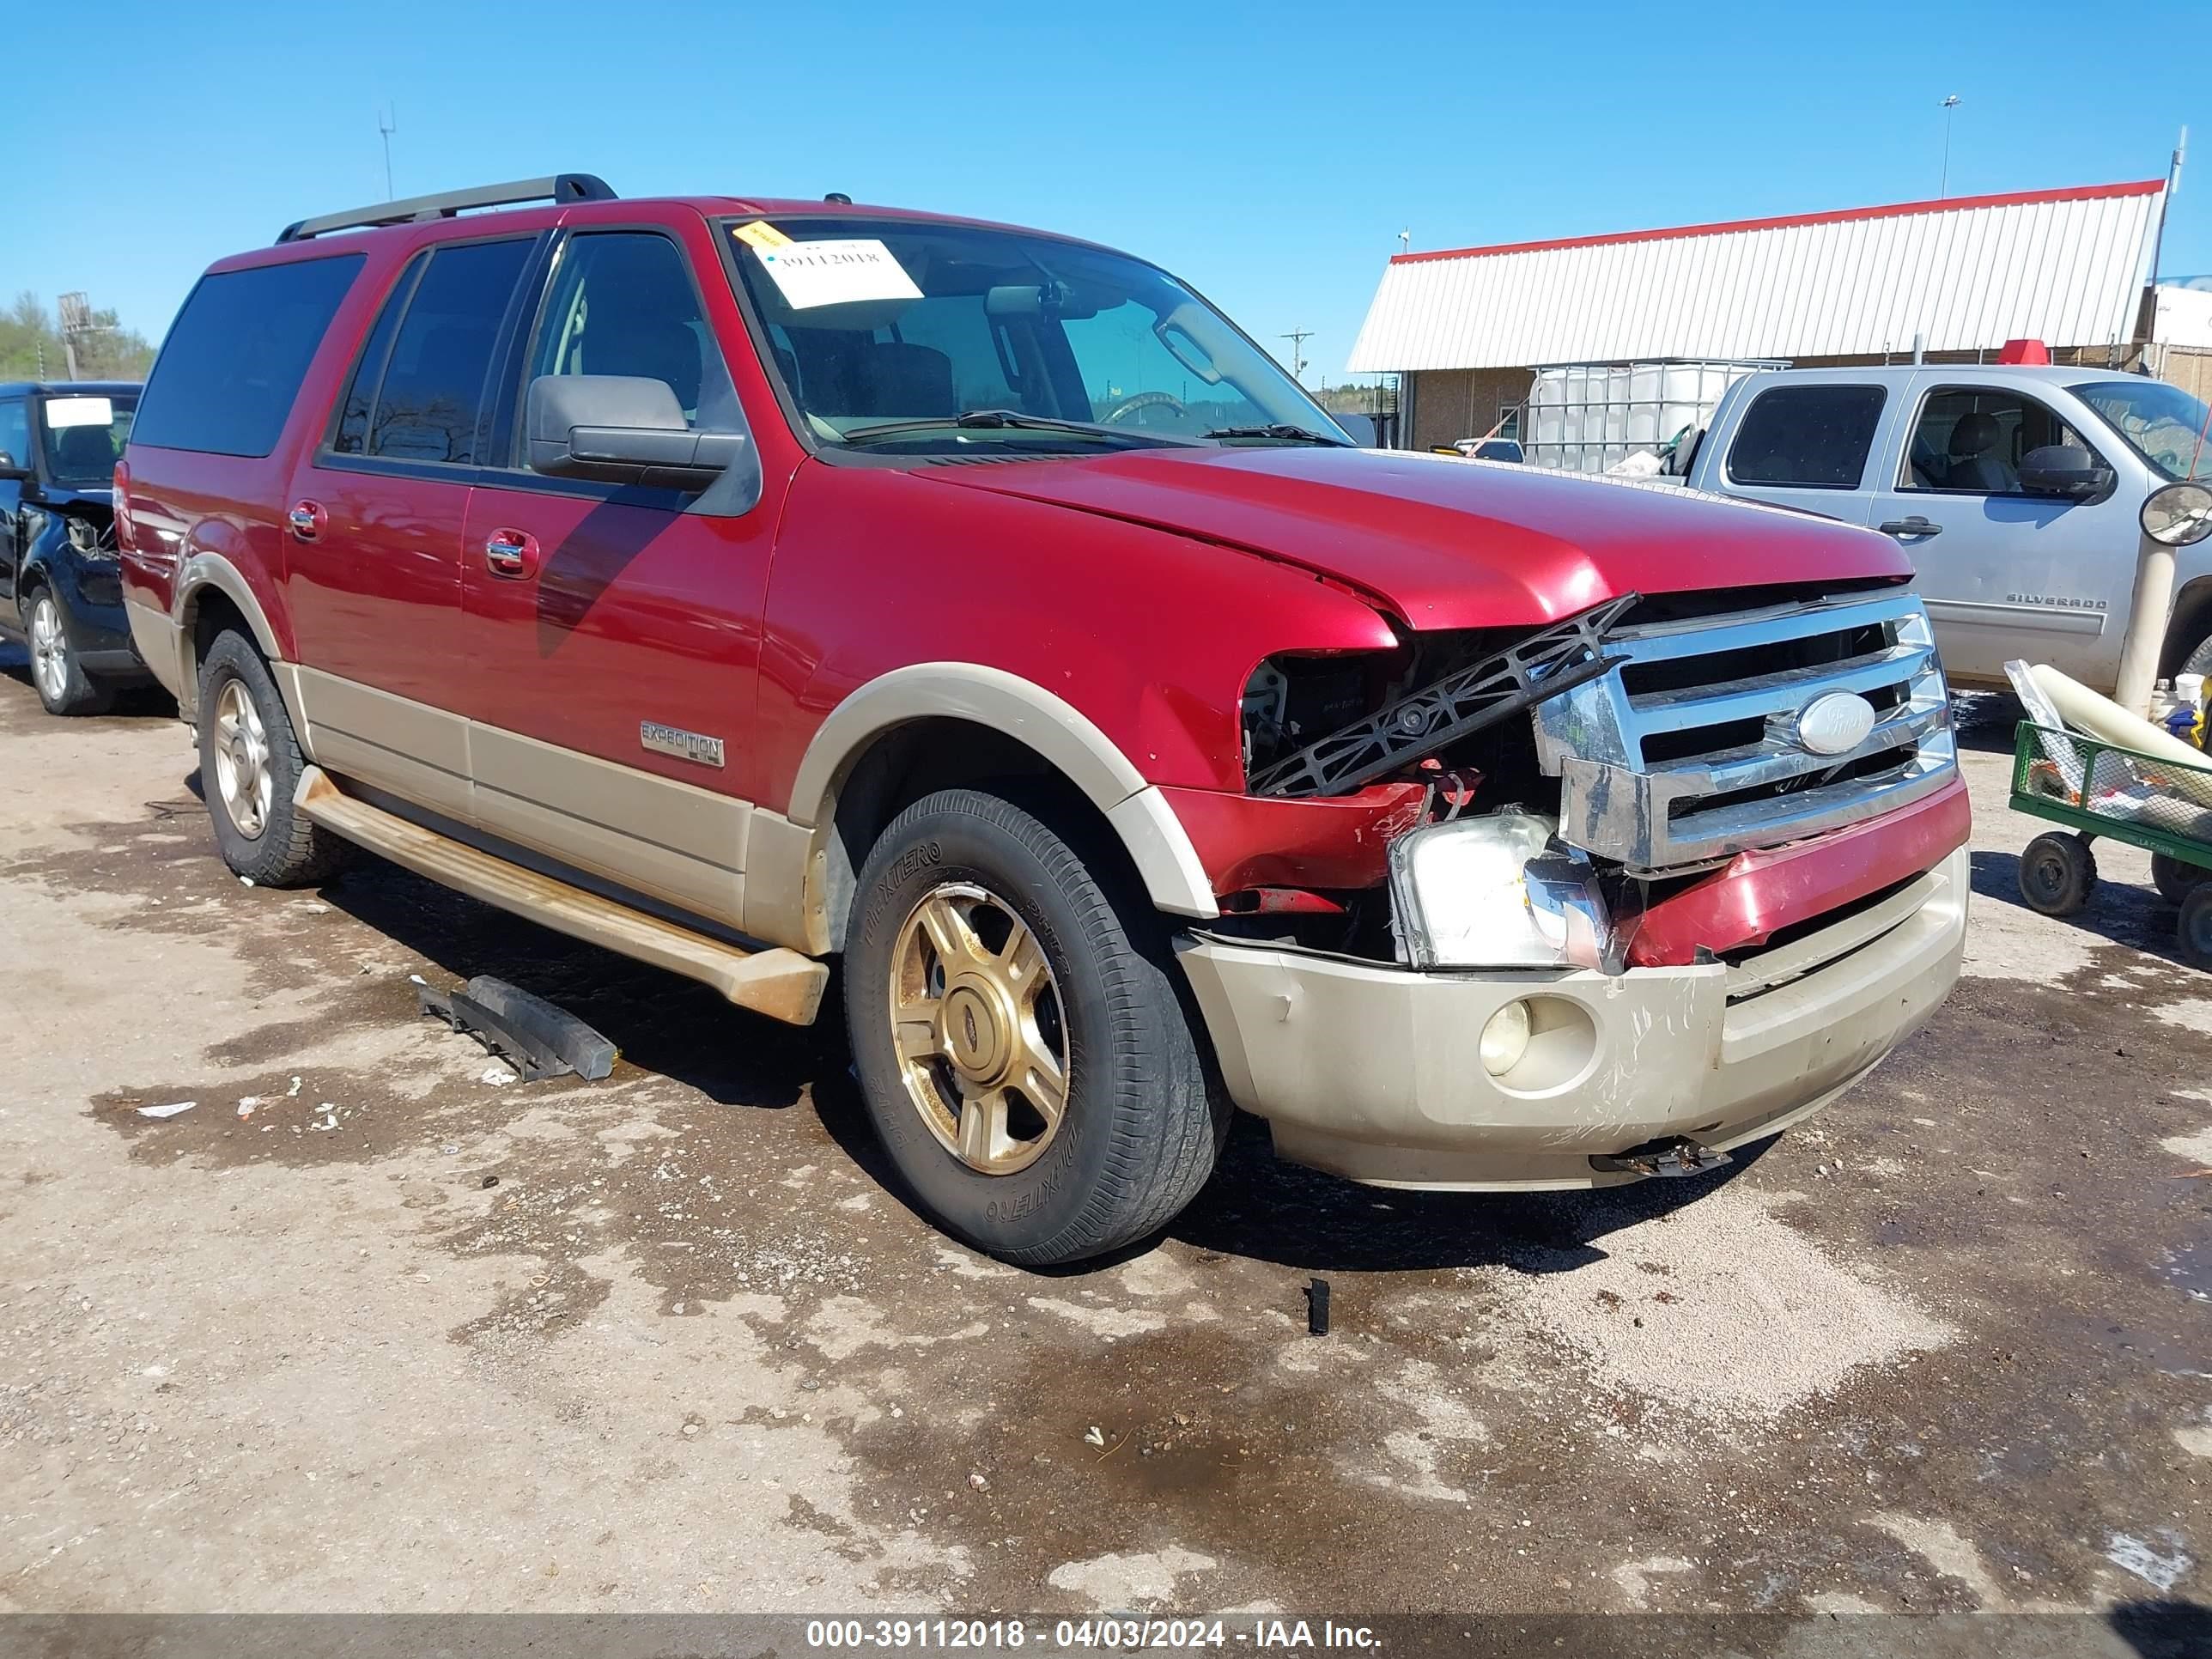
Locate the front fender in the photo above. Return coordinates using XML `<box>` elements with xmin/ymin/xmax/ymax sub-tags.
<box><xmin>783</xmin><ymin>662</ymin><xmax>1218</xmax><ymax>926</ymax></box>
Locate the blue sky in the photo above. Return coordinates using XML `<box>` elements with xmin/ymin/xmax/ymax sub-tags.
<box><xmin>6</xmin><ymin>1</ymin><xmax>2203</xmax><ymax>381</ymax></box>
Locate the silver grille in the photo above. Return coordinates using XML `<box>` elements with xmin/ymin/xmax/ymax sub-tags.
<box><xmin>1534</xmin><ymin>591</ymin><xmax>1954</xmax><ymax>871</ymax></box>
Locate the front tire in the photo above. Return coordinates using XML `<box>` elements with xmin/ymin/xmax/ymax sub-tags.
<box><xmin>196</xmin><ymin>630</ymin><xmax>349</xmax><ymax>887</ymax></box>
<box><xmin>844</xmin><ymin>787</ymin><xmax>1224</xmax><ymax>1267</ymax></box>
<box><xmin>26</xmin><ymin>586</ymin><xmax>112</xmax><ymax>715</ymax></box>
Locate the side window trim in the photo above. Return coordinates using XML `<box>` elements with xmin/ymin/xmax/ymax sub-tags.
<box><xmin>1896</xmin><ymin>383</ymin><xmax>2106</xmax><ymax>497</ymax></box>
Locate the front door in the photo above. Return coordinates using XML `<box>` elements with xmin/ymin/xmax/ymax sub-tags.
<box><xmin>0</xmin><ymin>397</ymin><xmax>29</xmax><ymax>624</ymax></box>
<box><xmin>285</xmin><ymin>234</ymin><xmax>538</xmax><ymax>818</ymax></box>
<box><xmin>1870</xmin><ymin>380</ymin><xmax>2132</xmax><ymax>687</ymax></box>
<box><xmin>458</xmin><ymin>224</ymin><xmax>775</xmax><ymax>931</ymax></box>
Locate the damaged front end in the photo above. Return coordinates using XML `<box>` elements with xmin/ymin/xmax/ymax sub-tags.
<box><xmin>1173</xmin><ymin>581</ymin><xmax>1972</xmax><ymax>1192</ymax></box>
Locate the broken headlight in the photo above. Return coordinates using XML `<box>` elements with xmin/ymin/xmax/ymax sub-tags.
<box><xmin>1389</xmin><ymin>811</ymin><xmax>1614</xmax><ymax>970</ymax></box>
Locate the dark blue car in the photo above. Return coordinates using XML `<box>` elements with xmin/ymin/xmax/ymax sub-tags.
<box><xmin>0</xmin><ymin>380</ymin><xmax>150</xmax><ymax>714</ymax></box>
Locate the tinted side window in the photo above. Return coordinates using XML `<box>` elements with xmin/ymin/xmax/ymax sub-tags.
<box><xmin>0</xmin><ymin>399</ymin><xmax>27</xmax><ymax>471</ymax></box>
<box><xmin>370</xmin><ymin>240</ymin><xmax>532</xmax><ymax>465</ymax></box>
<box><xmin>525</xmin><ymin>232</ymin><xmax>743</xmax><ymax>434</ymax></box>
<box><xmin>1901</xmin><ymin>387</ymin><xmax>2099</xmax><ymax>494</ymax></box>
<box><xmin>131</xmin><ymin>256</ymin><xmax>364</xmax><ymax>457</ymax></box>
<box><xmin>331</xmin><ymin>257</ymin><xmax>422</xmax><ymax>455</ymax></box>
<box><xmin>1727</xmin><ymin>386</ymin><xmax>1887</xmax><ymax>489</ymax></box>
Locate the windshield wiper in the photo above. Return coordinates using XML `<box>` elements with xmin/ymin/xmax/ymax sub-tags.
<box><xmin>840</xmin><ymin>410</ymin><xmax>1195</xmax><ymax>446</ymax></box>
<box><xmin>1202</xmin><ymin>423</ymin><xmax>1349</xmax><ymax>447</ymax></box>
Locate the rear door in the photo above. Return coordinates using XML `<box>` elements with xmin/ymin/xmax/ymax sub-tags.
<box><xmin>1869</xmin><ymin>379</ymin><xmax>2130</xmax><ymax>686</ymax></box>
<box><xmin>455</xmin><ymin>221</ymin><xmax>773</xmax><ymax>930</ymax></box>
<box><xmin>1712</xmin><ymin>380</ymin><xmax>1892</xmax><ymax>525</ymax></box>
<box><xmin>285</xmin><ymin>234</ymin><xmax>538</xmax><ymax>818</ymax></box>
<box><xmin>0</xmin><ymin>396</ymin><xmax>27</xmax><ymax>623</ymax></box>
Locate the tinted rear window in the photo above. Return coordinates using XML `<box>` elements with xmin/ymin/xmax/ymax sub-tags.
<box><xmin>365</xmin><ymin>239</ymin><xmax>532</xmax><ymax>465</ymax></box>
<box><xmin>1727</xmin><ymin>385</ymin><xmax>1887</xmax><ymax>489</ymax></box>
<box><xmin>131</xmin><ymin>255</ymin><xmax>363</xmax><ymax>457</ymax></box>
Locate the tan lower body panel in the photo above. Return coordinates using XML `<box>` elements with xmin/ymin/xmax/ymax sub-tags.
<box><xmin>287</xmin><ymin>669</ymin><xmax>751</xmax><ymax>933</ymax></box>
<box><xmin>290</xmin><ymin>667</ymin><xmax>472</xmax><ymax>821</ymax></box>
<box><xmin>295</xmin><ymin>767</ymin><xmax>825</xmax><ymax>1024</ymax></box>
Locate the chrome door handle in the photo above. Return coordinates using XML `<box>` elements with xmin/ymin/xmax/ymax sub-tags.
<box><xmin>287</xmin><ymin>501</ymin><xmax>325</xmax><ymax>541</ymax></box>
<box><xmin>1878</xmin><ymin>516</ymin><xmax>1941</xmax><ymax>538</ymax></box>
<box><xmin>483</xmin><ymin>528</ymin><xmax>538</xmax><ymax>578</ymax></box>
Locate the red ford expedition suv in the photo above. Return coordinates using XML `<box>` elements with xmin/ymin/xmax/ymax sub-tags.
<box><xmin>118</xmin><ymin>174</ymin><xmax>1970</xmax><ymax>1264</ymax></box>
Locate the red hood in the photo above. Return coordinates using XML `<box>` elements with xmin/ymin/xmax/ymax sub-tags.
<box><xmin>926</xmin><ymin>446</ymin><xmax>1910</xmax><ymax>629</ymax></box>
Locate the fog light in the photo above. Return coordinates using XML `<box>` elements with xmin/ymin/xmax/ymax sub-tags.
<box><xmin>1480</xmin><ymin>1000</ymin><xmax>1533</xmax><ymax>1077</ymax></box>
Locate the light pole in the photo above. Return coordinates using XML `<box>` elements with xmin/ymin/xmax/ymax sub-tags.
<box><xmin>1939</xmin><ymin>94</ymin><xmax>1960</xmax><ymax>198</ymax></box>
<box><xmin>1396</xmin><ymin>228</ymin><xmax>1410</xmax><ymax>256</ymax></box>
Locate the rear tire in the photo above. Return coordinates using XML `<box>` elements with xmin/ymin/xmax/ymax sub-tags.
<box><xmin>844</xmin><ymin>787</ymin><xmax>1224</xmax><ymax>1267</ymax></box>
<box><xmin>26</xmin><ymin>586</ymin><xmax>113</xmax><ymax>716</ymax></box>
<box><xmin>2152</xmin><ymin>852</ymin><xmax>2209</xmax><ymax>908</ymax></box>
<box><xmin>196</xmin><ymin>630</ymin><xmax>349</xmax><ymax>887</ymax></box>
<box><xmin>2018</xmin><ymin>831</ymin><xmax>2097</xmax><ymax>917</ymax></box>
<box><xmin>2180</xmin><ymin>885</ymin><xmax>2212</xmax><ymax>970</ymax></box>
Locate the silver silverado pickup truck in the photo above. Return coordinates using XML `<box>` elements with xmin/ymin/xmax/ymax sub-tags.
<box><xmin>1682</xmin><ymin>365</ymin><xmax>2212</xmax><ymax>694</ymax></box>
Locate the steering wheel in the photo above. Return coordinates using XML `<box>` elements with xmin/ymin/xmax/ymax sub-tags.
<box><xmin>1099</xmin><ymin>391</ymin><xmax>1187</xmax><ymax>427</ymax></box>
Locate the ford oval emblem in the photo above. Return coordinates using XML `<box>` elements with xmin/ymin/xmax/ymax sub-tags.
<box><xmin>1796</xmin><ymin>690</ymin><xmax>1877</xmax><ymax>757</ymax></box>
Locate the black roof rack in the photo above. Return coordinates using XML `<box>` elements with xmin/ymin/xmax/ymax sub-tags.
<box><xmin>276</xmin><ymin>173</ymin><xmax>617</xmax><ymax>244</ymax></box>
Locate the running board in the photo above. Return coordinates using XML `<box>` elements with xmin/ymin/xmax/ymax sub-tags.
<box><xmin>294</xmin><ymin>767</ymin><xmax>827</xmax><ymax>1025</ymax></box>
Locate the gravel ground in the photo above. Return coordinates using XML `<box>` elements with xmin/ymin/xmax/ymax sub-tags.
<box><xmin>0</xmin><ymin>656</ymin><xmax>2206</xmax><ymax>1644</ymax></box>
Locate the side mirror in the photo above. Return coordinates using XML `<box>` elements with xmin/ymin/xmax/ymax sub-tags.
<box><xmin>2019</xmin><ymin>444</ymin><xmax>2114</xmax><ymax>501</ymax></box>
<box><xmin>526</xmin><ymin>374</ymin><xmax>747</xmax><ymax>489</ymax></box>
<box><xmin>1334</xmin><ymin>413</ymin><xmax>1377</xmax><ymax>447</ymax></box>
<box><xmin>0</xmin><ymin>453</ymin><xmax>30</xmax><ymax>481</ymax></box>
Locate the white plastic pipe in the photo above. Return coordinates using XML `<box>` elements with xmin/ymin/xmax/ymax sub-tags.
<box><xmin>2113</xmin><ymin>537</ymin><xmax>2178</xmax><ymax>719</ymax></box>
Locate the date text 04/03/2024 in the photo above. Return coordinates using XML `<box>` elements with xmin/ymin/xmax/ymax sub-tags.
<box><xmin>805</xmin><ymin>1618</ymin><xmax>1381</xmax><ymax>1650</ymax></box>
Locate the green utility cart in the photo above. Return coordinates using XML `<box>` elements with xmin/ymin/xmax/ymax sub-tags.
<box><xmin>2010</xmin><ymin>720</ymin><xmax>2212</xmax><ymax>967</ymax></box>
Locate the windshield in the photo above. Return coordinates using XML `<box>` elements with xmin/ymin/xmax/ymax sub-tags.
<box><xmin>2073</xmin><ymin>378</ymin><xmax>2212</xmax><ymax>481</ymax></box>
<box><xmin>722</xmin><ymin>216</ymin><xmax>1347</xmax><ymax>452</ymax></box>
<box><xmin>38</xmin><ymin>392</ymin><xmax>137</xmax><ymax>488</ymax></box>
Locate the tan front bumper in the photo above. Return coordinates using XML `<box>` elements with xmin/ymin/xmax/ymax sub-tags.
<box><xmin>1177</xmin><ymin>846</ymin><xmax>1967</xmax><ymax>1189</ymax></box>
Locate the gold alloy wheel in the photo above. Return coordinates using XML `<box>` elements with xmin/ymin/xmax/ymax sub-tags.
<box><xmin>888</xmin><ymin>882</ymin><xmax>1070</xmax><ymax>1176</ymax></box>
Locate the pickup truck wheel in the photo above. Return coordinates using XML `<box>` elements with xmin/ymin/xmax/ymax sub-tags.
<box><xmin>196</xmin><ymin>631</ymin><xmax>349</xmax><ymax>887</ymax></box>
<box><xmin>2018</xmin><ymin>830</ymin><xmax>2097</xmax><ymax>917</ymax></box>
<box><xmin>26</xmin><ymin>586</ymin><xmax>113</xmax><ymax>716</ymax></box>
<box><xmin>845</xmin><ymin>788</ymin><xmax>1224</xmax><ymax>1267</ymax></box>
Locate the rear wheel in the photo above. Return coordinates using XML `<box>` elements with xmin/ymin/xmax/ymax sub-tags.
<box><xmin>844</xmin><ymin>787</ymin><xmax>1224</xmax><ymax>1267</ymax></box>
<box><xmin>2018</xmin><ymin>831</ymin><xmax>2097</xmax><ymax>917</ymax></box>
<box><xmin>2152</xmin><ymin>852</ymin><xmax>2209</xmax><ymax>908</ymax></box>
<box><xmin>196</xmin><ymin>630</ymin><xmax>349</xmax><ymax>886</ymax></box>
<box><xmin>26</xmin><ymin>586</ymin><xmax>112</xmax><ymax>715</ymax></box>
<box><xmin>2180</xmin><ymin>885</ymin><xmax>2212</xmax><ymax>970</ymax></box>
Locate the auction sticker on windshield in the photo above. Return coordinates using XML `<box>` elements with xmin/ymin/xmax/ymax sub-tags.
<box><xmin>754</xmin><ymin>239</ymin><xmax>922</xmax><ymax>310</ymax></box>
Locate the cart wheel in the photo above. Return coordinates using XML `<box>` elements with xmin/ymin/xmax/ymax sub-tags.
<box><xmin>2152</xmin><ymin>852</ymin><xmax>2209</xmax><ymax>908</ymax></box>
<box><xmin>2180</xmin><ymin>886</ymin><xmax>2212</xmax><ymax>969</ymax></box>
<box><xmin>2019</xmin><ymin>832</ymin><xmax>2097</xmax><ymax>917</ymax></box>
